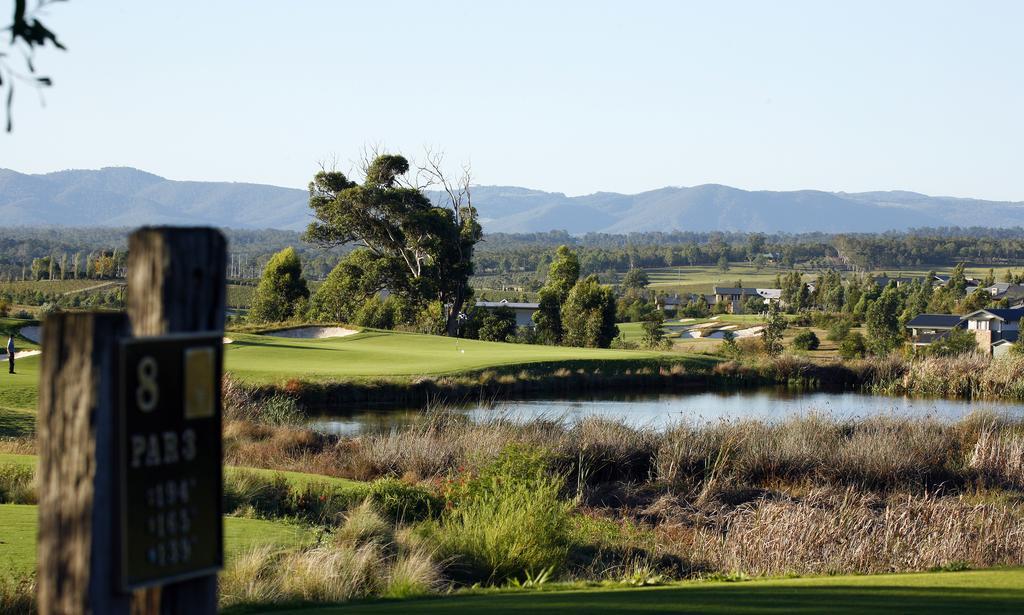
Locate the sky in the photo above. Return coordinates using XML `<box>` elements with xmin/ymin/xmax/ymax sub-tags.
<box><xmin>3</xmin><ymin>1</ymin><xmax>1024</xmax><ymax>200</ymax></box>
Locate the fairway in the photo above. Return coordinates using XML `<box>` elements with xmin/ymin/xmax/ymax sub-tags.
<box><xmin>225</xmin><ymin>329</ymin><xmax>684</xmax><ymax>385</ymax></box>
<box><xmin>0</xmin><ymin>353</ymin><xmax>40</xmax><ymax>437</ymax></box>
<box><xmin>268</xmin><ymin>568</ymin><xmax>1024</xmax><ymax>615</ymax></box>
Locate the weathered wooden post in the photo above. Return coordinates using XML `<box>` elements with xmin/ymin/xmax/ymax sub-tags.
<box><xmin>38</xmin><ymin>312</ymin><xmax>131</xmax><ymax>614</ymax></box>
<box><xmin>37</xmin><ymin>227</ymin><xmax>226</xmax><ymax>615</ymax></box>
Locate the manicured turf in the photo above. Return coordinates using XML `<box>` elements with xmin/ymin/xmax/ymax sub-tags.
<box><xmin>269</xmin><ymin>568</ymin><xmax>1024</xmax><ymax>615</ymax></box>
<box><xmin>224</xmin><ymin>329</ymin><xmax>692</xmax><ymax>385</ymax></box>
<box><xmin>0</xmin><ymin>353</ymin><xmax>40</xmax><ymax>437</ymax></box>
<box><xmin>0</xmin><ymin>453</ymin><xmax>361</xmax><ymax>492</ymax></box>
<box><xmin>0</xmin><ymin>504</ymin><xmax>313</xmax><ymax>576</ymax></box>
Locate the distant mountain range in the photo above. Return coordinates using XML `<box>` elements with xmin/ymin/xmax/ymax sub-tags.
<box><xmin>3</xmin><ymin>166</ymin><xmax>1024</xmax><ymax>234</ymax></box>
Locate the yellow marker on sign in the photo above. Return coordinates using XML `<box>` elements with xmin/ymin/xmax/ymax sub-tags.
<box><xmin>184</xmin><ymin>346</ymin><xmax>215</xmax><ymax>419</ymax></box>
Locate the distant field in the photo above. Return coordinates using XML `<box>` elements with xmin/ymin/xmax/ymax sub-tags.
<box><xmin>471</xmin><ymin>288</ymin><xmax>541</xmax><ymax>303</ymax></box>
<box><xmin>271</xmin><ymin>568</ymin><xmax>1024</xmax><ymax>615</ymax></box>
<box><xmin>638</xmin><ymin>264</ymin><xmax>794</xmax><ymax>291</ymax></box>
<box><xmin>0</xmin><ymin>279</ymin><xmax>119</xmax><ymax>295</ymax></box>
<box><xmin>224</xmin><ymin>329</ymin><xmax>695</xmax><ymax>385</ymax></box>
<box><xmin>629</xmin><ymin>263</ymin><xmax>1024</xmax><ymax>295</ymax></box>
<box><xmin>227</xmin><ymin>281</ymin><xmax>322</xmax><ymax>309</ymax></box>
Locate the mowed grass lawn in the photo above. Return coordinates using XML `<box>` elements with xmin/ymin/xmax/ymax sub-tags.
<box><xmin>0</xmin><ymin>455</ymin><xmax>353</xmax><ymax>576</ymax></box>
<box><xmin>265</xmin><ymin>568</ymin><xmax>1024</xmax><ymax>615</ymax></box>
<box><xmin>0</xmin><ymin>452</ymin><xmax>363</xmax><ymax>492</ymax></box>
<box><xmin>0</xmin><ymin>353</ymin><xmax>40</xmax><ymax>437</ymax></box>
<box><xmin>225</xmin><ymin>329</ymin><xmax>697</xmax><ymax>385</ymax></box>
<box><xmin>0</xmin><ymin>504</ymin><xmax>313</xmax><ymax>576</ymax></box>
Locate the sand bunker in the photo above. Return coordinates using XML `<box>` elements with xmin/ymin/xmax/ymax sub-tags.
<box><xmin>733</xmin><ymin>326</ymin><xmax>764</xmax><ymax>338</ymax></box>
<box><xmin>262</xmin><ymin>326</ymin><xmax>359</xmax><ymax>339</ymax></box>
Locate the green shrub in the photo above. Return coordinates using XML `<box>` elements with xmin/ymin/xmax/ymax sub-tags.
<box><xmin>839</xmin><ymin>332</ymin><xmax>868</xmax><ymax>359</ymax></box>
<box><xmin>0</xmin><ymin>464</ymin><xmax>36</xmax><ymax>504</ymax></box>
<box><xmin>289</xmin><ymin>481</ymin><xmax>358</xmax><ymax>525</ymax></box>
<box><xmin>791</xmin><ymin>330</ymin><xmax>820</xmax><ymax>351</ymax></box>
<box><xmin>424</xmin><ymin>446</ymin><xmax>573</xmax><ymax>584</ymax></box>
<box><xmin>826</xmin><ymin>317</ymin><xmax>854</xmax><ymax>341</ymax></box>
<box><xmin>923</xmin><ymin>328</ymin><xmax>978</xmax><ymax>357</ymax></box>
<box><xmin>366</xmin><ymin>478</ymin><xmax>441</xmax><ymax>522</ymax></box>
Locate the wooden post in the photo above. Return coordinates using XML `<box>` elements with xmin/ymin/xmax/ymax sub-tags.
<box><xmin>38</xmin><ymin>312</ymin><xmax>131</xmax><ymax>615</ymax></box>
<box><xmin>37</xmin><ymin>227</ymin><xmax>226</xmax><ymax>615</ymax></box>
<box><xmin>127</xmin><ymin>227</ymin><xmax>226</xmax><ymax>615</ymax></box>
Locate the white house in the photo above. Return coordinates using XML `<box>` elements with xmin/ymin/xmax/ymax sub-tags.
<box><xmin>960</xmin><ymin>307</ymin><xmax>1024</xmax><ymax>354</ymax></box>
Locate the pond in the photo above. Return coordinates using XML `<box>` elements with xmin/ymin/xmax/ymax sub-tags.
<box><xmin>305</xmin><ymin>388</ymin><xmax>1024</xmax><ymax>436</ymax></box>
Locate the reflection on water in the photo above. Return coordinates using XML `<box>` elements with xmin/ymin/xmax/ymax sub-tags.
<box><xmin>306</xmin><ymin>388</ymin><xmax>1024</xmax><ymax>436</ymax></box>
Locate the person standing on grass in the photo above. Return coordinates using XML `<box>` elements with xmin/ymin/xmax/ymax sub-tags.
<box><xmin>7</xmin><ymin>335</ymin><xmax>14</xmax><ymax>374</ymax></box>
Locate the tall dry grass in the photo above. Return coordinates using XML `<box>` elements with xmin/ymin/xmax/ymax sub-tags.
<box><xmin>219</xmin><ymin>501</ymin><xmax>443</xmax><ymax>609</ymax></box>
<box><xmin>225</xmin><ymin>409</ymin><xmax>1024</xmax><ymax>495</ymax></box>
<box><xmin>867</xmin><ymin>353</ymin><xmax>1024</xmax><ymax>399</ymax></box>
<box><xmin>671</xmin><ymin>489</ymin><xmax>1024</xmax><ymax>576</ymax></box>
<box><xmin>0</xmin><ymin>575</ymin><xmax>35</xmax><ymax>615</ymax></box>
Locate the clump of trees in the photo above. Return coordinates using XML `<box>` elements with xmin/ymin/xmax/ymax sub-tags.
<box><xmin>304</xmin><ymin>153</ymin><xmax>481</xmax><ymax>336</ymax></box>
<box><xmin>528</xmin><ymin>246</ymin><xmax>618</xmax><ymax>348</ymax></box>
<box><xmin>761</xmin><ymin>304</ymin><xmax>788</xmax><ymax>356</ymax></box>
<box><xmin>561</xmin><ymin>275</ymin><xmax>618</xmax><ymax>348</ymax></box>
<box><xmin>533</xmin><ymin>246</ymin><xmax>581</xmax><ymax>344</ymax></box>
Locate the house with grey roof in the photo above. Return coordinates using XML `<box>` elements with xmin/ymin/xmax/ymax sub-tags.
<box><xmin>981</xmin><ymin>282</ymin><xmax>1024</xmax><ymax>301</ymax></box>
<box><xmin>905</xmin><ymin>313</ymin><xmax>966</xmax><ymax>350</ymax></box>
<box><xmin>474</xmin><ymin>300</ymin><xmax>541</xmax><ymax>327</ymax></box>
<box><xmin>906</xmin><ymin>309</ymin><xmax>1024</xmax><ymax>355</ymax></box>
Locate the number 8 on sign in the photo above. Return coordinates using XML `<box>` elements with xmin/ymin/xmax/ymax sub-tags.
<box><xmin>136</xmin><ymin>356</ymin><xmax>159</xmax><ymax>412</ymax></box>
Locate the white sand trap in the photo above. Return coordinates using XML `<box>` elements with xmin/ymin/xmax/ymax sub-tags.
<box><xmin>12</xmin><ymin>350</ymin><xmax>40</xmax><ymax>359</ymax></box>
<box><xmin>223</xmin><ymin>337</ymin><xmax>234</xmax><ymax>344</ymax></box>
<box><xmin>677</xmin><ymin>318</ymin><xmax>695</xmax><ymax>323</ymax></box>
<box><xmin>263</xmin><ymin>326</ymin><xmax>359</xmax><ymax>339</ymax></box>
<box><xmin>734</xmin><ymin>326</ymin><xmax>764</xmax><ymax>338</ymax></box>
<box><xmin>691</xmin><ymin>322</ymin><xmax>721</xmax><ymax>330</ymax></box>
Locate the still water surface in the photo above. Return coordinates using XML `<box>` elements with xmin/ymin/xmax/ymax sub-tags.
<box><xmin>306</xmin><ymin>388</ymin><xmax>1024</xmax><ymax>436</ymax></box>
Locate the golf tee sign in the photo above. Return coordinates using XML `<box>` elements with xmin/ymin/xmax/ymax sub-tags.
<box><xmin>119</xmin><ymin>334</ymin><xmax>223</xmax><ymax>590</ymax></box>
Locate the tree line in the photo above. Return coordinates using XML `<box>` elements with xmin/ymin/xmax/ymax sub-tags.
<box><xmin>7</xmin><ymin>225</ymin><xmax>1024</xmax><ymax>284</ymax></box>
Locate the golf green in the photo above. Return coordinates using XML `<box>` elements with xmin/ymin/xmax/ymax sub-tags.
<box><xmin>224</xmin><ymin>329</ymin><xmax>694</xmax><ymax>385</ymax></box>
